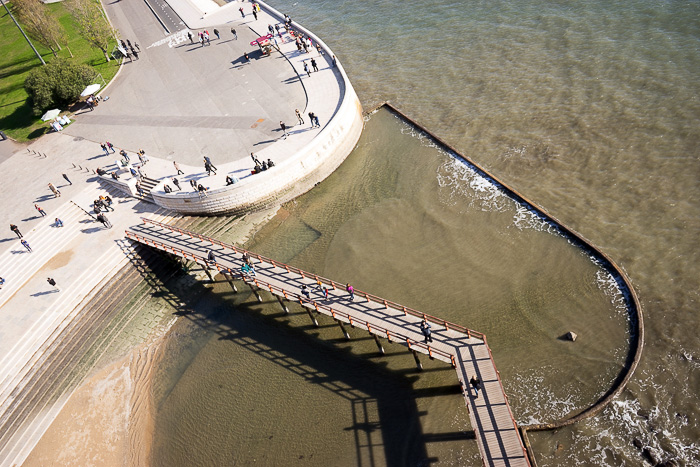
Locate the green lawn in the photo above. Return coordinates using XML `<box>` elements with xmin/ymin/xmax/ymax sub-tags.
<box><xmin>0</xmin><ymin>2</ymin><xmax>119</xmax><ymax>141</ymax></box>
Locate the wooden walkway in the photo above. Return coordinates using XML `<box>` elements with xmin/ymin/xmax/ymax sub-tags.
<box><xmin>125</xmin><ymin>218</ymin><xmax>530</xmax><ymax>467</ymax></box>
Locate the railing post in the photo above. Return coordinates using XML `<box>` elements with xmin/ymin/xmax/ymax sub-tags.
<box><xmin>276</xmin><ymin>295</ymin><xmax>289</xmax><ymax>314</ymax></box>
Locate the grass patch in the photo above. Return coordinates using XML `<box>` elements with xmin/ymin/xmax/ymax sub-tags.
<box><xmin>0</xmin><ymin>3</ymin><xmax>120</xmax><ymax>142</ymax></box>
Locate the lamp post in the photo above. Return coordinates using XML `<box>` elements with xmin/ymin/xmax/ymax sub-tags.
<box><xmin>0</xmin><ymin>0</ymin><xmax>46</xmax><ymax>65</ymax></box>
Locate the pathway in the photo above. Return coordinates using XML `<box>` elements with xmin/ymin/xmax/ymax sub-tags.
<box><xmin>126</xmin><ymin>218</ymin><xmax>531</xmax><ymax>467</ymax></box>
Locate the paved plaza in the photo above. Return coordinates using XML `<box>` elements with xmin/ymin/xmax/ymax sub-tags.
<box><xmin>0</xmin><ymin>0</ymin><xmax>350</xmax><ymax>463</ymax></box>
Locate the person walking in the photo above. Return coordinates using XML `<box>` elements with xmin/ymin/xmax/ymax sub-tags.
<box><xmin>172</xmin><ymin>178</ymin><xmax>181</xmax><ymax>190</ymax></box>
<box><xmin>251</xmin><ymin>153</ymin><xmax>261</xmax><ymax>166</ymax></box>
<box><xmin>101</xmin><ymin>143</ymin><xmax>109</xmax><ymax>155</ymax></box>
<box><xmin>35</xmin><ymin>204</ymin><xmax>47</xmax><ymax>217</ymax></box>
<box><xmin>213</xmin><ymin>28</ymin><xmax>220</xmax><ymax>40</ymax></box>
<box><xmin>204</xmin><ymin>156</ymin><xmax>217</xmax><ymax>171</ymax></box>
<box><xmin>280</xmin><ymin>121</ymin><xmax>288</xmax><ymax>139</ymax></box>
<box><xmin>346</xmin><ymin>283</ymin><xmax>354</xmax><ymax>301</ymax></box>
<box><xmin>62</xmin><ymin>173</ymin><xmax>72</xmax><ymax>185</ymax></box>
<box><xmin>207</xmin><ymin>249</ymin><xmax>216</xmax><ymax>267</ymax></box>
<box><xmin>252</xmin><ymin>8</ymin><xmax>257</xmax><ymax>20</ymax></box>
<box><xmin>55</xmin><ymin>217</ymin><xmax>63</xmax><ymax>227</ymax></box>
<box><xmin>420</xmin><ymin>319</ymin><xmax>433</xmax><ymax>343</ymax></box>
<box><xmin>311</xmin><ymin>58</ymin><xmax>318</xmax><ymax>72</ymax></box>
<box><xmin>300</xmin><ymin>284</ymin><xmax>310</xmax><ymax>299</ymax></box>
<box><xmin>470</xmin><ymin>375</ymin><xmax>482</xmax><ymax>398</ymax></box>
<box><xmin>96</xmin><ymin>213</ymin><xmax>112</xmax><ymax>228</ymax></box>
<box><xmin>48</xmin><ymin>183</ymin><xmax>60</xmax><ymax>198</ymax></box>
<box><xmin>241</xmin><ymin>262</ymin><xmax>256</xmax><ymax>277</ymax></box>
<box><xmin>47</xmin><ymin>277</ymin><xmax>60</xmax><ymax>291</ymax></box>
<box><xmin>295</xmin><ymin>109</ymin><xmax>304</xmax><ymax>125</ymax></box>
<box><xmin>244</xmin><ymin>52</ymin><xmax>251</xmax><ymax>63</ymax></box>
<box><xmin>190</xmin><ymin>179</ymin><xmax>198</xmax><ymax>191</ymax></box>
<box><xmin>239</xmin><ymin>7</ymin><xmax>244</xmax><ymax>17</ymax></box>
<box><xmin>231</xmin><ymin>28</ymin><xmax>237</xmax><ymax>39</ymax></box>
<box><xmin>322</xmin><ymin>286</ymin><xmax>329</xmax><ymax>300</ymax></box>
<box><xmin>173</xmin><ymin>161</ymin><xmax>184</xmax><ymax>175</ymax></box>
<box><xmin>313</xmin><ymin>113</ymin><xmax>320</xmax><ymax>128</ymax></box>
<box><xmin>21</xmin><ymin>239</ymin><xmax>32</xmax><ymax>252</ymax></box>
<box><xmin>100</xmin><ymin>195</ymin><xmax>114</xmax><ymax>211</ymax></box>
<box><xmin>132</xmin><ymin>48</ymin><xmax>139</xmax><ymax>60</ymax></box>
<box><xmin>205</xmin><ymin>161</ymin><xmax>217</xmax><ymax>176</ymax></box>
<box><xmin>303</xmin><ymin>61</ymin><xmax>310</xmax><ymax>77</ymax></box>
<box><xmin>10</xmin><ymin>224</ymin><xmax>22</xmax><ymax>238</ymax></box>
<box><xmin>106</xmin><ymin>141</ymin><xmax>115</xmax><ymax>153</ymax></box>
<box><xmin>188</xmin><ymin>31</ymin><xmax>193</xmax><ymax>43</ymax></box>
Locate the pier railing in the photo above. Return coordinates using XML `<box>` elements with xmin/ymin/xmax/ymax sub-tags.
<box><xmin>136</xmin><ymin>217</ymin><xmax>485</xmax><ymax>340</ymax></box>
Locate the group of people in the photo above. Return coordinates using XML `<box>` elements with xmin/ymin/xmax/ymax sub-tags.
<box><xmin>120</xmin><ymin>39</ymin><xmax>140</xmax><ymax>61</ymax></box>
<box><xmin>250</xmin><ymin>153</ymin><xmax>275</xmax><ymax>175</ymax></box>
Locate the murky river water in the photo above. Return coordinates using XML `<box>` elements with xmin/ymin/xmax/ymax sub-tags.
<box><xmin>151</xmin><ymin>0</ymin><xmax>700</xmax><ymax>465</ymax></box>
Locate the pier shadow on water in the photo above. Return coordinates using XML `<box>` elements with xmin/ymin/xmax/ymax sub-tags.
<box><xmin>147</xmin><ymin>259</ymin><xmax>474</xmax><ymax>466</ymax></box>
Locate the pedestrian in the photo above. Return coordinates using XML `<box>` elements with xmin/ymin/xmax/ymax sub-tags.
<box><xmin>302</xmin><ymin>41</ymin><xmax>309</xmax><ymax>53</ymax></box>
<box><xmin>96</xmin><ymin>213</ymin><xmax>112</xmax><ymax>228</ymax></box>
<box><xmin>106</xmin><ymin>141</ymin><xmax>115</xmax><ymax>153</ymax></box>
<box><xmin>207</xmin><ymin>249</ymin><xmax>216</xmax><ymax>267</ymax></box>
<box><xmin>125</xmin><ymin>50</ymin><xmax>132</xmax><ymax>62</ymax></box>
<box><xmin>188</xmin><ymin>31</ymin><xmax>193</xmax><ymax>43</ymax></box>
<box><xmin>322</xmin><ymin>286</ymin><xmax>329</xmax><ymax>300</ymax></box>
<box><xmin>164</xmin><ymin>184</ymin><xmax>173</xmax><ymax>193</ymax></box>
<box><xmin>10</xmin><ymin>224</ymin><xmax>22</xmax><ymax>238</ymax></box>
<box><xmin>120</xmin><ymin>39</ymin><xmax>127</xmax><ymax>49</ymax></box>
<box><xmin>47</xmin><ymin>277</ymin><xmax>60</xmax><ymax>291</ymax></box>
<box><xmin>239</xmin><ymin>7</ymin><xmax>244</xmax><ymax>17</ymax></box>
<box><xmin>205</xmin><ymin>32</ymin><xmax>210</xmax><ymax>45</ymax></box>
<box><xmin>313</xmin><ymin>113</ymin><xmax>320</xmax><ymax>127</ymax></box>
<box><xmin>470</xmin><ymin>375</ymin><xmax>482</xmax><ymax>398</ymax></box>
<box><xmin>310</xmin><ymin>58</ymin><xmax>318</xmax><ymax>72</ymax></box>
<box><xmin>295</xmin><ymin>38</ymin><xmax>302</xmax><ymax>52</ymax></box>
<box><xmin>135</xmin><ymin>180</ymin><xmax>144</xmax><ymax>197</ymax></box>
<box><xmin>332</xmin><ymin>55</ymin><xmax>337</xmax><ymax>67</ymax></box>
<box><xmin>48</xmin><ymin>182</ymin><xmax>60</xmax><ymax>198</ymax></box>
<box><xmin>190</xmin><ymin>179</ymin><xmax>198</xmax><ymax>191</ymax></box>
<box><xmin>231</xmin><ymin>28</ymin><xmax>237</xmax><ymax>39</ymax></box>
<box><xmin>62</xmin><ymin>173</ymin><xmax>72</xmax><ymax>185</ymax></box>
<box><xmin>346</xmin><ymin>283</ymin><xmax>354</xmax><ymax>301</ymax></box>
<box><xmin>241</xmin><ymin>262</ymin><xmax>256</xmax><ymax>277</ymax></box>
<box><xmin>295</xmin><ymin>109</ymin><xmax>304</xmax><ymax>124</ymax></box>
<box><xmin>213</xmin><ymin>28</ymin><xmax>220</xmax><ymax>40</ymax></box>
<box><xmin>242</xmin><ymin>251</ymin><xmax>250</xmax><ymax>264</ymax></box>
<box><xmin>226</xmin><ymin>175</ymin><xmax>239</xmax><ymax>185</ymax></box>
<box><xmin>131</xmin><ymin>48</ymin><xmax>139</xmax><ymax>60</ymax></box>
<box><xmin>420</xmin><ymin>319</ymin><xmax>433</xmax><ymax>343</ymax></box>
<box><xmin>55</xmin><ymin>217</ymin><xmax>63</xmax><ymax>227</ymax></box>
<box><xmin>268</xmin><ymin>24</ymin><xmax>274</xmax><ymax>35</ymax></box>
<box><xmin>101</xmin><ymin>143</ymin><xmax>109</xmax><ymax>154</ymax></box>
<box><xmin>172</xmin><ymin>178</ymin><xmax>181</xmax><ymax>190</ymax></box>
<box><xmin>205</xmin><ymin>161</ymin><xmax>217</xmax><ymax>176</ymax></box>
<box><xmin>134</xmin><ymin>43</ymin><xmax>140</xmax><ymax>51</ymax></box>
<box><xmin>316</xmin><ymin>43</ymin><xmax>323</xmax><ymax>55</ymax></box>
<box><xmin>173</xmin><ymin>161</ymin><xmax>184</xmax><ymax>175</ymax></box>
<box><xmin>275</xmin><ymin>24</ymin><xmax>281</xmax><ymax>34</ymax></box>
<box><xmin>120</xmin><ymin>149</ymin><xmax>130</xmax><ymax>162</ymax></box>
<box><xmin>197</xmin><ymin>183</ymin><xmax>208</xmax><ymax>196</ymax></box>
<box><xmin>127</xmin><ymin>39</ymin><xmax>132</xmax><ymax>49</ymax></box>
<box><xmin>244</xmin><ymin>52</ymin><xmax>251</xmax><ymax>63</ymax></box>
<box><xmin>35</xmin><ymin>204</ymin><xmax>46</xmax><ymax>217</ymax></box>
<box><xmin>204</xmin><ymin>156</ymin><xmax>217</xmax><ymax>170</ymax></box>
<box><xmin>21</xmin><ymin>239</ymin><xmax>32</xmax><ymax>252</ymax></box>
<box><xmin>303</xmin><ymin>61</ymin><xmax>310</xmax><ymax>77</ymax></box>
<box><xmin>252</xmin><ymin>8</ymin><xmax>257</xmax><ymax>20</ymax></box>
<box><xmin>280</xmin><ymin>121</ymin><xmax>288</xmax><ymax>139</ymax></box>
<box><xmin>251</xmin><ymin>152</ymin><xmax>261</xmax><ymax>165</ymax></box>
<box><xmin>103</xmin><ymin>195</ymin><xmax>114</xmax><ymax>211</ymax></box>
<box><xmin>300</xmin><ymin>284</ymin><xmax>310</xmax><ymax>299</ymax></box>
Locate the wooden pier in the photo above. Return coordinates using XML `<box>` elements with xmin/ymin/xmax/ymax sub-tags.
<box><xmin>126</xmin><ymin>218</ymin><xmax>530</xmax><ymax>467</ymax></box>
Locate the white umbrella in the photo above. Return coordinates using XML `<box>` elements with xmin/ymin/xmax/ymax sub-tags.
<box><xmin>41</xmin><ymin>109</ymin><xmax>60</xmax><ymax>121</ymax></box>
<box><xmin>80</xmin><ymin>83</ymin><xmax>101</xmax><ymax>97</ymax></box>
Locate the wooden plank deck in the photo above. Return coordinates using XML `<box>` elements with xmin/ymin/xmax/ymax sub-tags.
<box><xmin>125</xmin><ymin>219</ymin><xmax>530</xmax><ymax>467</ymax></box>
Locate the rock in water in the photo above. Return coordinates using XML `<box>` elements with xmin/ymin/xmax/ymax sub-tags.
<box><xmin>565</xmin><ymin>331</ymin><xmax>578</xmax><ymax>342</ymax></box>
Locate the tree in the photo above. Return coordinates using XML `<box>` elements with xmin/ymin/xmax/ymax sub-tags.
<box><xmin>66</xmin><ymin>0</ymin><xmax>114</xmax><ymax>62</ymax></box>
<box><xmin>11</xmin><ymin>0</ymin><xmax>65</xmax><ymax>57</ymax></box>
<box><xmin>25</xmin><ymin>59</ymin><xmax>97</xmax><ymax>114</ymax></box>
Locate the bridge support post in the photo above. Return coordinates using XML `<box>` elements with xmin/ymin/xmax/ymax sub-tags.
<box><xmin>276</xmin><ymin>296</ymin><xmax>289</xmax><ymax>314</ymax></box>
<box><xmin>203</xmin><ymin>266</ymin><xmax>214</xmax><ymax>282</ymax></box>
<box><xmin>247</xmin><ymin>283</ymin><xmax>263</xmax><ymax>302</ymax></box>
<box><xmin>337</xmin><ymin>321</ymin><xmax>350</xmax><ymax>340</ymax></box>
<box><xmin>373</xmin><ymin>334</ymin><xmax>385</xmax><ymax>355</ymax></box>
<box><xmin>306</xmin><ymin>307</ymin><xmax>319</xmax><ymax>327</ymax></box>
<box><xmin>412</xmin><ymin>350</ymin><xmax>423</xmax><ymax>371</ymax></box>
<box><xmin>224</xmin><ymin>274</ymin><xmax>238</xmax><ymax>293</ymax></box>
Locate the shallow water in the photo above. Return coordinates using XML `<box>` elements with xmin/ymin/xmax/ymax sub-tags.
<box><xmin>151</xmin><ymin>0</ymin><xmax>700</xmax><ymax>465</ymax></box>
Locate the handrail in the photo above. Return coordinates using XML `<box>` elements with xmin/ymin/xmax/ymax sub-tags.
<box><xmin>138</xmin><ymin>217</ymin><xmax>484</xmax><ymax>340</ymax></box>
<box><xmin>125</xmin><ymin>229</ymin><xmax>456</xmax><ymax>363</ymax></box>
